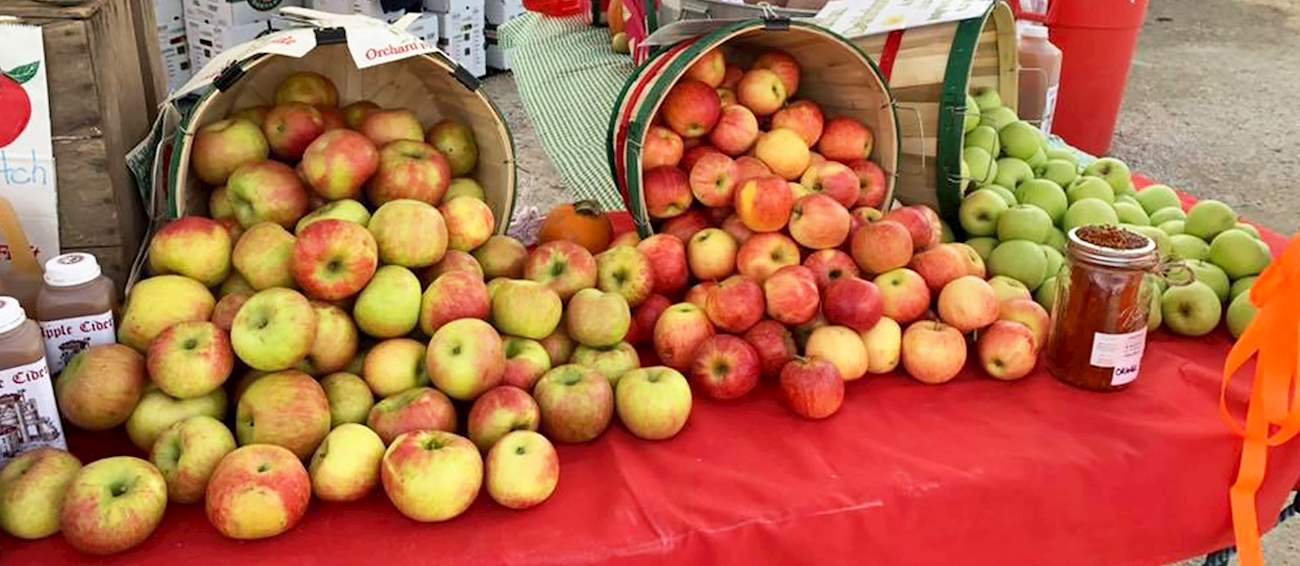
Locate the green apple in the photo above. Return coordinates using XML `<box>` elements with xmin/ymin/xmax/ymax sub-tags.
<box><xmin>1209</xmin><ymin>229</ymin><xmax>1271</xmax><ymax>280</ymax></box>
<box><xmin>1230</xmin><ymin>276</ymin><xmax>1258</xmax><ymax>301</ymax></box>
<box><xmin>966</xmin><ymin>237</ymin><xmax>999</xmax><ymax>261</ymax></box>
<box><xmin>492</xmin><ymin>279</ymin><xmax>563</xmax><ymax>339</ymax></box>
<box><xmin>295</xmin><ymin>199</ymin><xmax>371</xmax><ymax>234</ymax></box>
<box><xmin>1044</xmin><ymin>227</ymin><xmax>1067</xmax><ymax>253</ymax></box>
<box><xmin>1040</xmin><ymin>159</ymin><xmax>1078</xmax><ymax>187</ymax></box>
<box><xmin>963</xmin><ymin>146</ymin><xmax>997</xmax><ymax>186</ymax></box>
<box><xmin>59</xmin><ymin>457</ymin><xmax>167</xmax><ymax>555</ymax></box>
<box><xmin>988</xmin><ymin>240</ymin><xmax>1048</xmax><ymax>290</ymax></box>
<box><xmin>127</xmin><ymin>386</ymin><xmax>228</xmax><ymax>451</ymax></box>
<box><xmin>320</xmin><ymin>372</ymin><xmax>374</xmax><ymax>427</ymax></box>
<box><xmin>1026</xmin><ymin>148</ymin><xmax>1048</xmax><ymax>171</ymax></box>
<box><xmin>615</xmin><ymin>366</ymin><xmax>692</xmax><ymax>441</ymax></box>
<box><xmin>1130</xmin><ymin>225</ymin><xmax>1172</xmax><ymax>258</ymax></box>
<box><xmin>1159</xmin><ymin>220</ymin><xmax>1186</xmax><ymax>235</ymax></box>
<box><xmin>309</xmin><ymin>423</ymin><xmax>385</xmax><ymax>502</ymax></box>
<box><xmin>981</xmin><ymin>106</ymin><xmax>1019</xmax><ymax>131</ymax></box>
<box><xmin>993</xmin><ymin>157</ymin><xmax>1033</xmax><ymax>188</ymax></box>
<box><xmin>1083</xmin><ymin>157</ymin><xmax>1133</xmax><ymax>194</ymax></box>
<box><xmin>999</xmin><ymin>121</ymin><xmax>1041</xmax><ymax>160</ymax></box>
<box><xmin>965</xmin><ymin>125</ymin><xmax>1000</xmax><ymax>157</ymax></box>
<box><xmin>353</xmin><ymin>265</ymin><xmax>422</xmax><ymax>338</ymax></box>
<box><xmin>1035</xmin><ymin>276</ymin><xmax>1059</xmax><ymax>311</ymax></box>
<box><xmin>1149</xmin><ymin>207</ymin><xmax>1187</xmax><ymax>226</ymax></box>
<box><xmin>1185</xmin><ymin>199</ymin><xmax>1237</xmax><ymax>241</ymax></box>
<box><xmin>971</xmin><ymin>86</ymin><xmax>1003</xmax><ymax>112</ymax></box>
<box><xmin>1136</xmin><ymin>184</ymin><xmax>1181</xmax><ymax>214</ymax></box>
<box><xmin>1045</xmin><ymin>148</ymin><xmax>1078</xmax><ymax>166</ymax></box>
<box><xmin>1161</xmin><ymin>282</ymin><xmax>1222</xmax><ymax>337</ymax></box>
<box><xmin>958</xmin><ymin>189</ymin><xmax>1008</xmax><ymax>236</ymax></box>
<box><xmin>1145</xmin><ymin>276</ymin><xmax>1163</xmax><ymax>331</ymax></box>
<box><xmin>941</xmin><ymin>221</ymin><xmax>956</xmax><ymax>244</ymax></box>
<box><xmin>572</xmin><ymin>342</ymin><xmax>640</xmax><ymax>385</ymax></box>
<box><xmin>445</xmin><ymin>178</ymin><xmax>486</xmax><ymax>202</ymax></box>
<box><xmin>960</xmin><ymin>159</ymin><xmax>971</xmax><ymax>194</ymax></box>
<box><xmin>1115</xmin><ymin>194</ymin><xmax>1139</xmax><ymax>206</ymax></box>
<box><xmin>0</xmin><ymin>448</ymin><xmax>81</xmax><ymax>539</ymax></box>
<box><xmin>988</xmin><ymin>275</ymin><xmax>1031</xmax><ymax>303</ymax></box>
<box><xmin>996</xmin><ymin>204</ymin><xmax>1053</xmax><ymax>243</ymax></box>
<box><xmin>1235</xmin><ymin>222</ymin><xmax>1261</xmax><ymax>239</ymax></box>
<box><xmin>1015</xmin><ymin>179</ymin><xmax>1068</xmax><ymax>224</ymax></box>
<box><xmin>150</xmin><ymin>415</ymin><xmax>235</xmax><ymax>504</ymax></box>
<box><xmin>1114</xmin><ymin>201</ymin><xmax>1150</xmax><ymax>226</ymax></box>
<box><xmin>1226</xmin><ymin>292</ymin><xmax>1257</xmax><ymax>339</ymax></box>
<box><xmin>231</xmin><ymin>288</ymin><xmax>317</xmax><ymax>371</ymax></box>
<box><xmin>427</xmin><ymin>119</ymin><xmax>479</xmax><ymax>177</ymax></box>
<box><xmin>1067</xmin><ymin>176</ymin><xmax>1115</xmax><ymax>204</ymax></box>
<box><xmin>985</xmin><ymin>184</ymin><xmax>1017</xmax><ymax>206</ymax></box>
<box><xmin>1063</xmin><ymin>198</ymin><xmax>1119</xmax><ymax>232</ymax></box>
<box><xmin>963</xmin><ymin>94</ymin><xmax>981</xmax><ymax>132</ymax></box>
<box><xmin>1185</xmin><ymin>259</ymin><xmax>1230</xmax><ymax>301</ymax></box>
<box><xmin>1041</xmin><ymin>245</ymin><xmax>1064</xmax><ymax>279</ymax></box>
<box><xmin>1169</xmin><ymin>234</ymin><xmax>1209</xmax><ymax>261</ymax></box>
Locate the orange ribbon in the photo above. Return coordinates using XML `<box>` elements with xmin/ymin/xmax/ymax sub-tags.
<box><xmin>1220</xmin><ymin>234</ymin><xmax>1300</xmax><ymax>566</ymax></box>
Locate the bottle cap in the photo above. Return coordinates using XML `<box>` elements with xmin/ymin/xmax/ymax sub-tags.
<box><xmin>0</xmin><ymin>296</ymin><xmax>27</xmax><ymax>334</ymax></box>
<box><xmin>43</xmin><ymin>253</ymin><xmax>103</xmax><ymax>287</ymax></box>
<box><xmin>1020</xmin><ymin>23</ymin><xmax>1049</xmax><ymax>39</ymax></box>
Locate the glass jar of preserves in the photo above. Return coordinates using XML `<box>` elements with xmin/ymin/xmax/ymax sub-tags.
<box><xmin>1045</xmin><ymin>225</ymin><xmax>1159</xmax><ymax>391</ymax></box>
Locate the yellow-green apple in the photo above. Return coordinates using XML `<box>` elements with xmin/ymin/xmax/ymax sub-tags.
<box><xmin>381</xmin><ymin>430</ymin><xmax>481</xmax><ymax>521</ymax></box>
<box><xmin>789</xmin><ymin>193</ymin><xmax>851</xmax><ymax>249</ymax></box>
<box><xmin>1209</xmin><ymin>229</ymin><xmax>1271</xmax><ymax>279</ymax></box>
<box><xmin>150</xmin><ymin>415</ymin><xmax>235</xmax><ymax>504</ymax></box>
<box><xmin>687</xmin><ymin>227</ymin><xmax>738</xmax><ymax>280</ymax></box>
<box><xmin>467</xmin><ymin>385</ymin><xmax>540</xmax><ymax>452</ymax></box>
<box><xmin>644</xmin><ymin>125</ymin><xmax>684</xmax><ymax>169</ymax></box>
<box><xmin>734</xmin><ymin>155</ymin><xmax>773</xmax><ymax>186</ymax></box>
<box><xmin>987</xmin><ymin>239</ymin><xmax>1049</xmax><ymax>290</ymax></box>
<box><xmin>660</xmin><ymin>208</ymin><xmax>713</xmax><ymax>243</ymax></box>
<box><xmin>126</xmin><ymin>386</ymin><xmax>227</xmax><ymax>451</ymax></box>
<box><xmin>736</xmin><ymin>69</ymin><xmax>787</xmax><ymax>116</ymax></box>
<box><xmin>682</xmin><ymin>143</ymin><xmax>722</xmax><ymax>171</ymax></box>
<box><xmin>684</xmin><ymin>47</ymin><xmax>725</xmax><ymax>87</ymax></box>
<box><xmin>595</xmin><ymin>245</ymin><xmax>654</xmax><ymax>307</ymax></box>
<box><xmin>615</xmin><ymin>366</ymin><xmax>692</xmax><ymax>442</ymax></box>
<box><xmin>229</xmin><ymin>105</ymin><xmax>270</xmax><ymax>124</ymax></box>
<box><xmin>446</xmin><ymin>178</ymin><xmax>486</xmax><ymax>202</ymax></box>
<box><xmin>275</xmin><ymin>71</ymin><xmax>338</xmax><ymax>107</ymax></box>
<box><xmin>420</xmin><ymin>270</ymin><xmax>490</xmax><ymax>335</ymax></box>
<box><xmin>439</xmin><ymin>195</ymin><xmax>496</xmax><ymax>251</ymax></box>
<box><xmin>643</xmin><ymin>165</ymin><xmax>693</xmax><ymax>219</ymax></box>
<box><xmin>977</xmin><ymin>320</ymin><xmax>1038</xmax><ymax>380</ymax></box>
<box><xmin>146</xmin><ymin>321</ymin><xmax>232</xmax><ymax>399</ymax></box>
<box><xmin>937</xmin><ymin>275</ymin><xmax>999</xmax><ymax>333</ymax></box>
<box><xmin>231</xmin><ymin>288</ymin><xmax>317</xmax><ymax>371</ymax></box>
<box><xmin>754</xmin><ymin>50</ymin><xmax>800</xmax><ymax>94</ymax></box>
<box><xmin>364</xmin><ymin>338</ymin><xmax>429</xmax><ymax>397</ymax></box>
<box><xmin>988</xmin><ymin>275</ymin><xmax>1032</xmax><ymax>304</ymax></box>
<box><xmin>686</xmin><ymin>282</ymin><xmax>715</xmax><ymax>309</ymax></box>
<box><xmin>525</xmin><ymin>240</ymin><xmax>599</xmax><ymax>300</ymax></box>
<box><xmin>148</xmin><ymin>217</ymin><xmax>232</xmax><ymax>286</ymax></box>
<box><xmin>362</xmin><ymin>203</ymin><xmax>446</xmax><ymax>271</ymax></box>
<box><xmin>626</xmin><ymin>293</ymin><xmax>671</xmax><ymax>346</ymax></box>
<box><xmin>206</xmin><ymin>444</ymin><xmax>310</xmax><ymax>539</ymax></box>
<box><xmin>0</xmin><ymin>447</ymin><xmax>81</xmax><ymax>539</ymax></box>
<box><xmin>1160</xmin><ymin>281</ymin><xmax>1222</xmax><ymax>337</ymax></box>
<box><xmin>721</xmin><ymin>213</ymin><xmax>754</xmax><ymax>244</ymax></box>
<box><xmin>426</xmin><ymin>119</ymin><xmax>479</xmax><ymax>177</ymax></box>
<box><xmin>368</xmin><ymin>140</ymin><xmax>452</xmax><ymax>206</ymax></box>
<box><xmin>367</xmin><ymin>387</ymin><xmax>458</xmax><ymax>445</ymax></box>
<box><xmin>236</xmin><ymin>370</ymin><xmax>330</xmax><ymax>458</ymax></box>
<box><xmin>762</xmin><ymin>265</ymin><xmax>819</xmax><ymax>326</ymax></box>
<box><xmin>291</xmin><ymin>219</ymin><xmax>378</xmax><ymax>300</ymax></box>
<box><xmin>772</xmin><ymin>99</ymin><xmax>823</xmax><ymax>146</ymax></box>
<box><xmin>308</xmin><ymin>423</ymin><xmax>384</xmax><ymax>502</ymax></box>
<box><xmin>474</xmin><ymin>235</ymin><xmax>528</xmax><ymax>278</ymax></box>
<box><xmin>428</xmin><ymin>318</ymin><xmax>505</xmax><ymax>400</ymax></box>
<box><xmin>488</xmin><ymin>280</ymin><xmax>562</xmax><ymax>342</ymax></box>
<box><xmin>572</xmin><ymin>341</ymin><xmax>639</xmax><ymax>385</ymax></box>
<box><xmin>227</xmin><ymin>160</ymin><xmax>310</xmax><ymax>229</ymax></box>
<box><xmin>799</xmin><ymin>152</ymin><xmax>827</xmax><ymax>187</ymax></box>
<box><xmin>661</xmin><ymin>79</ymin><xmax>722</xmax><ymax>137</ymax></box>
<box><xmin>705</xmin><ymin>275</ymin><xmax>764</xmax><ymax>333</ymax></box>
<box><xmin>359</xmin><ymin>108</ymin><xmax>424</xmax><ymax>147</ymax></box>
<box><xmin>823</xmin><ymin>277</ymin><xmax>884</xmax><ymax>332</ymax></box>
<box><xmin>901</xmin><ymin>321</ymin><xmax>967</xmax><ymax>384</ymax></box>
<box><xmin>708</xmin><ymin>104</ymin><xmax>760</xmax><ymax>156</ymax></box>
<box><xmin>638</xmin><ymin>235</ymin><xmax>688</xmax><ymax>295</ymax></box>
<box><xmin>735</xmin><ymin>175</ymin><xmax>794</xmax><ymax>232</ymax></box>
<box><xmin>59</xmin><ymin>457</ymin><xmax>167</xmax><ymax>555</ymax></box>
<box><xmin>540</xmin><ymin>326</ymin><xmax>576</xmax><ymax>366</ymax></box>
<box><xmin>951</xmin><ymin>242</ymin><xmax>987</xmax><ymax>278</ymax></box>
<box><xmin>230</xmin><ymin>226</ymin><xmax>295</xmax><ymax>296</ymax></box>
<box><xmin>532</xmin><ymin>364</ymin><xmax>613</xmax><ymax>443</ymax></box>
<box><xmin>873</xmin><ymin>268</ymin><xmax>931</xmax><ymax>324</ymax></box>
<box><xmin>883</xmin><ymin>205</ymin><xmax>942</xmax><ymax>251</ymax></box>
<box><xmin>754</xmin><ymin>129</ymin><xmax>810</xmax><ymax>181</ymax></box>
<box><xmin>1227</xmin><ymin>291</ymin><xmax>1258</xmax><ymax>338</ymax></box>
<box><xmin>566</xmin><ymin>288</ymin><xmax>632</xmax><ymax>348</ymax></box>
<box><xmin>818</xmin><ymin>117</ymin><xmax>873</xmax><ymax>162</ymax></box>
<box><xmin>55</xmin><ymin>344</ymin><xmax>145</xmax><ymax>430</ymax></box>
<box><xmin>998</xmin><ymin>298</ymin><xmax>1051</xmax><ymax>349</ymax></box>
<box><xmin>689</xmin><ymin>335</ymin><xmax>760</xmax><ymax>399</ymax></box>
<box><xmin>321</xmin><ymin>372</ymin><xmax>373</xmax><ymax>426</ymax></box>
<box><xmin>780</xmin><ymin>357</ymin><xmax>843</xmax><ymax>419</ymax></box>
<box><xmin>653</xmin><ymin>302</ymin><xmax>715</xmax><ymax>371</ymax></box>
<box><xmin>296</xmin><ymin>199</ymin><xmax>371</xmax><ymax>234</ymax></box>
<box><xmin>353</xmin><ymin>265</ymin><xmax>421</xmax><ymax>338</ymax></box>
<box><xmin>302</xmin><ymin>302</ymin><xmax>358</xmax><ymax>376</ymax></box>
<box><xmin>803</xmin><ymin>249</ymin><xmax>859</xmax><ymax>291</ymax></box>
<box><xmin>737</xmin><ymin>232</ymin><xmax>800</xmax><ymax>282</ymax></box>
<box><xmin>848</xmin><ymin>159</ymin><xmax>888</xmax><ymax>208</ymax></box>
<box><xmin>210</xmin><ymin>186</ymin><xmax>235</xmax><ymax>219</ymax></box>
<box><xmin>262</xmin><ymin>102</ymin><xmax>325</xmax><ymax>161</ymax></box>
<box><xmin>806</xmin><ymin>325</ymin><xmax>869</xmax><ymax>381</ymax></box>
<box><xmin>688</xmin><ymin>152</ymin><xmax>738</xmax><ymax>207</ymax></box>
<box><xmin>908</xmin><ymin>244</ymin><xmax>968</xmax><ymax>291</ymax></box>
<box><xmin>860</xmin><ymin>317</ymin><xmax>901</xmax><ymax>374</ymax></box>
<box><xmin>742</xmin><ymin>320</ymin><xmax>795</xmax><ymax>380</ymax></box>
<box><xmin>118</xmin><ymin>275</ymin><xmax>215</xmax><ymax>352</ymax></box>
<box><xmin>298</xmin><ymin>130</ymin><xmax>379</xmax><ymax>200</ymax></box>
<box><xmin>342</xmin><ymin>100</ymin><xmax>379</xmax><ymax>129</ymax></box>
<box><xmin>485</xmin><ymin>430</ymin><xmax>558</xmax><ymax>509</ymax></box>
<box><xmin>191</xmin><ymin>118</ymin><xmax>269</xmax><ymax>186</ymax></box>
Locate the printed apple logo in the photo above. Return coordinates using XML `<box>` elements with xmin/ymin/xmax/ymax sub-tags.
<box><xmin>0</xmin><ymin>61</ymin><xmax>38</xmax><ymax>149</ymax></box>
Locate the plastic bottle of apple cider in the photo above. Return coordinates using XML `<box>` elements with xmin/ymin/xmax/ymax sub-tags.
<box><xmin>0</xmin><ymin>296</ymin><xmax>67</xmax><ymax>464</ymax></box>
<box><xmin>35</xmin><ymin>253</ymin><xmax>116</xmax><ymax>373</ymax></box>
<box><xmin>1018</xmin><ymin>22</ymin><xmax>1063</xmax><ymax>134</ymax></box>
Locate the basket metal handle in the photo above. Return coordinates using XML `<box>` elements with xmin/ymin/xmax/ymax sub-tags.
<box><xmin>892</xmin><ymin>102</ymin><xmax>925</xmax><ymax>178</ymax></box>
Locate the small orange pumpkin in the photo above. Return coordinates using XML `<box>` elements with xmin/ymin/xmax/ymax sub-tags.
<box><xmin>538</xmin><ymin>200</ymin><xmax>614</xmax><ymax>254</ymax></box>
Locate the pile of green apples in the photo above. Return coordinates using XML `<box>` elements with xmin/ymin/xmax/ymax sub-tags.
<box><xmin>958</xmin><ymin>87</ymin><xmax>1270</xmax><ymax>340</ymax></box>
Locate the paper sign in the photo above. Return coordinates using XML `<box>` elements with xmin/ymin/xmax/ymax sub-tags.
<box><xmin>0</xmin><ymin>23</ymin><xmax>57</xmax><ymax>271</ymax></box>
<box><xmin>812</xmin><ymin>0</ymin><xmax>994</xmax><ymax>38</ymax></box>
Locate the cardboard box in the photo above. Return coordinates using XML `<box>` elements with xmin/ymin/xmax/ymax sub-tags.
<box><xmin>486</xmin><ymin>42</ymin><xmax>510</xmax><ymax>71</ymax></box>
<box><xmin>155</xmin><ymin>0</ymin><xmax>185</xmax><ymax>33</ymax></box>
<box><xmin>182</xmin><ymin>0</ymin><xmax>302</xmax><ymax>28</ymax></box>
<box><xmin>485</xmin><ymin>0</ymin><xmax>524</xmax><ymax>25</ymax></box>
<box><xmin>160</xmin><ymin>44</ymin><xmax>193</xmax><ymax>92</ymax></box>
<box><xmin>438</xmin><ymin>31</ymin><xmax>485</xmax><ymax>77</ymax></box>
<box><xmin>437</xmin><ymin>9</ymin><xmax>482</xmax><ymax>39</ymax></box>
<box><xmin>404</xmin><ymin>12</ymin><xmax>440</xmax><ymax>44</ymax></box>
<box><xmin>423</xmin><ymin>0</ymin><xmax>479</xmax><ymax>15</ymax></box>
<box><xmin>187</xmin><ymin>17</ymin><xmax>292</xmax><ymax>68</ymax></box>
<box><xmin>302</xmin><ymin>0</ymin><xmax>353</xmax><ymax>12</ymax></box>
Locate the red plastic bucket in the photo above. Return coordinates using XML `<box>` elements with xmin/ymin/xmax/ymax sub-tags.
<box><xmin>1013</xmin><ymin>0</ymin><xmax>1150</xmax><ymax>156</ymax></box>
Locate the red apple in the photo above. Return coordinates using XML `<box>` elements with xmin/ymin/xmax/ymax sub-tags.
<box><xmin>737</xmin><ymin>69</ymin><xmax>788</xmax><ymax>116</ymax></box>
<box><xmin>754</xmin><ymin>50</ymin><xmax>801</xmax><ymax>96</ymax></box>
<box><xmin>317</xmin><ymin>106</ymin><xmax>346</xmax><ymax>130</ymax></box>
<box><xmin>643</xmin><ymin>126</ymin><xmax>684</xmax><ymax>170</ymax></box>
<box><xmin>637</xmin><ymin>234</ymin><xmax>689</xmax><ymax>296</ymax></box>
<box><xmin>822</xmin><ymin>277</ymin><xmax>884</xmax><ymax>332</ymax></box>
<box><xmin>191</xmin><ymin>118</ymin><xmax>269</xmax><ymax>186</ymax></box>
<box><xmin>419</xmin><ymin>270</ymin><xmax>491</xmax><ymax>335</ymax></box>
<box><xmin>705</xmin><ymin>275</ymin><xmax>765</xmax><ymax>333</ymax></box>
<box><xmin>850</xmin><ymin>219</ymin><xmax>913</xmax><ymax>275</ymax></box>
<box><xmin>681</xmin><ymin>144</ymin><xmax>722</xmax><ymax>172</ymax></box>
<box><xmin>275</xmin><ymin>71</ymin><xmax>338</xmax><ymax>107</ymax></box>
<box><xmin>342</xmin><ymin>100</ymin><xmax>379</xmax><ymax>130</ymax></box>
<box><xmin>909</xmin><ymin>244</ymin><xmax>969</xmax><ymax>291</ymax></box>
<box><xmin>689</xmin><ymin>152</ymin><xmax>739</xmax><ymax>208</ymax></box>
<box><xmin>804</xmin><ymin>161</ymin><xmax>859</xmax><ymax>208</ymax></box>
<box><xmin>421</xmin><ymin>249</ymin><xmax>482</xmax><ymax>286</ymax></box>
<box><xmin>227</xmin><ymin>161</ymin><xmax>311</xmax><ymax>229</ymax></box>
<box><xmin>206</xmin><ymin>445</ymin><xmax>309</xmax><ymax>540</ymax></box>
<box><xmin>297</xmin><ymin>130</ymin><xmax>379</xmax><ymax>200</ymax></box>
<box><xmin>685</xmin><ymin>282</ymin><xmax>715</xmax><ymax>309</ymax></box>
<box><xmin>883</xmin><ymin>206</ymin><xmax>942</xmax><ymax>251</ymax></box>
<box><xmin>262</xmin><ymin>103</ymin><xmax>325</xmax><ymax>161</ymax></box>
<box><xmin>721</xmin><ymin>213</ymin><xmax>754</xmax><ymax>245</ymax></box>
<box><xmin>367</xmin><ymin>387</ymin><xmax>458</xmax><ymax>445</ymax></box>
<box><xmin>734</xmin><ymin>175</ymin><xmax>794</xmax><ymax>233</ymax></box>
<box><xmin>737</xmin><ymin>232</ymin><xmax>800</xmax><ymax>283</ymax></box>
<box><xmin>532</xmin><ymin>365</ymin><xmax>613</xmax><ymax>443</ymax></box>
<box><xmin>292</xmin><ymin>219</ymin><xmax>379</xmax><ymax>301</ymax></box>
<box><xmin>780</xmin><ymin>357</ymin><xmax>843</xmax><ymax>419</ymax></box>
<box><xmin>901</xmin><ymin>321</ymin><xmax>967</xmax><ymax>384</ymax></box>
<box><xmin>818</xmin><ymin>117</ymin><xmax>873</xmax><ymax>163</ymax></box>
<box><xmin>848</xmin><ymin>159</ymin><xmax>888</xmax><ymax>209</ymax></box>
<box><xmin>626</xmin><ymin>293</ymin><xmax>672</xmax><ymax>346</ymax></box>
<box><xmin>684</xmin><ymin>48</ymin><xmax>726</xmax><ymax>87</ymax></box>
<box><xmin>690</xmin><ymin>335</ymin><xmax>760</xmax><ymax>400</ymax></box>
<box><xmin>951</xmin><ymin>242</ymin><xmax>987</xmax><ymax>278</ymax></box>
<box><xmin>653</xmin><ymin>303</ymin><xmax>715</xmax><ymax>371</ymax></box>
<box><xmin>643</xmin><ymin>166</ymin><xmax>693</xmax><ymax>219</ymax></box>
<box><xmin>466</xmin><ymin>385</ymin><xmax>540</xmax><ymax>451</ymax></box>
<box><xmin>977</xmin><ymin>320</ymin><xmax>1038</xmax><ymax>380</ymax></box>
<box><xmin>659</xmin><ymin>208</ymin><xmax>712</xmax><ymax>243</ymax></box>
<box><xmin>367</xmin><ymin>140</ymin><xmax>452</xmax><ymax>206</ymax></box>
<box><xmin>788</xmin><ymin>194</ymin><xmax>851</xmax><ymax>250</ymax></box>
<box><xmin>742</xmin><ymin>320</ymin><xmax>796</xmax><ymax>380</ymax></box>
<box><xmin>771</xmin><ymin>99</ymin><xmax>823</xmax><ymax>147</ymax></box>
<box><xmin>873</xmin><ymin>268</ymin><xmax>931</xmax><ymax>324</ymax></box>
<box><xmin>524</xmin><ymin>240</ymin><xmax>598</xmax><ymax>301</ymax></box>
<box><xmin>721</xmin><ymin>64</ymin><xmax>743</xmax><ymax>89</ymax></box>
<box><xmin>708</xmin><ymin>104</ymin><xmax>759</xmax><ymax>156</ymax></box>
<box><xmin>762</xmin><ymin>265</ymin><xmax>820</xmax><ymax>326</ymax></box>
<box><xmin>998</xmin><ymin>298</ymin><xmax>1051</xmax><ymax>349</ymax></box>
<box><xmin>803</xmin><ymin>249</ymin><xmax>860</xmax><ymax>291</ymax></box>
<box><xmin>734</xmin><ymin>156</ymin><xmax>772</xmax><ymax>187</ymax></box>
<box><xmin>661</xmin><ymin>80</ymin><xmax>722</xmax><ymax>138</ymax></box>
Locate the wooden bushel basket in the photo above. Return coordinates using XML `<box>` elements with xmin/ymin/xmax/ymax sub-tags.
<box><xmin>607</xmin><ymin>19</ymin><xmax>900</xmax><ymax>237</ymax></box>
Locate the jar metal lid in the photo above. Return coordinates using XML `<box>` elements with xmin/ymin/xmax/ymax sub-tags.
<box><xmin>0</xmin><ymin>296</ymin><xmax>26</xmax><ymax>333</ymax></box>
<box><xmin>1066</xmin><ymin>226</ymin><xmax>1158</xmax><ymax>269</ymax></box>
<box><xmin>43</xmin><ymin>253</ymin><xmax>103</xmax><ymax>287</ymax></box>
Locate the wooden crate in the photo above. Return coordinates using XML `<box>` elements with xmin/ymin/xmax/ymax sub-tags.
<box><xmin>5</xmin><ymin>0</ymin><xmax>165</xmax><ymax>289</ymax></box>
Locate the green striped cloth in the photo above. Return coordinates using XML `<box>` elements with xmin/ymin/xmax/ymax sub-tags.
<box><xmin>500</xmin><ymin>14</ymin><xmax>637</xmax><ymax>212</ymax></box>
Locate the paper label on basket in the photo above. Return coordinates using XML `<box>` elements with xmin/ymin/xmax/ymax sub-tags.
<box><xmin>812</xmin><ymin>0</ymin><xmax>994</xmax><ymax>38</ymax></box>
<box><xmin>174</xmin><ymin>28</ymin><xmax>318</xmax><ymax>99</ymax></box>
<box><xmin>341</xmin><ymin>22</ymin><xmax>438</xmax><ymax>70</ymax></box>
<box><xmin>1089</xmin><ymin>328</ymin><xmax>1146</xmax><ymax>386</ymax></box>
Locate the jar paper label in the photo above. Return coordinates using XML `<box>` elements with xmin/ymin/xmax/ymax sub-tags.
<box><xmin>0</xmin><ymin>357</ymin><xmax>66</xmax><ymax>464</ymax></box>
<box><xmin>1090</xmin><ymin>328</ymin><xmax>1147</xmax><ymax>386</ymax></box>
<box><xmin>39</xmin><ymin>310</ymin><xmax>115</xmax><ymax>373</ymax></box>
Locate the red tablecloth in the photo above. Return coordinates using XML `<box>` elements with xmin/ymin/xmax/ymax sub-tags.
<box><xmin>5</xmin><ymin>179</ymin><xmax>1299</xmax><ymax>565</ymax></box>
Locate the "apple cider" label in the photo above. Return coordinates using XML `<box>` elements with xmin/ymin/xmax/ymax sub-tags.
<box><xmin>38</xmin><ymin>310</ymin><xmax>115</xmax><ymax>373</ymax></box>
<box><xmin>0</xmin><ymin>357</ymin><xmax>66</xmax><ymax>464</ymax></box>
